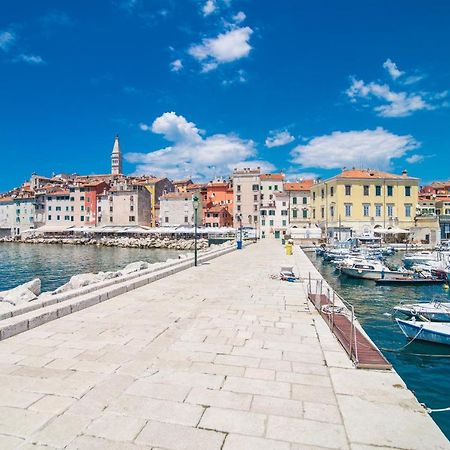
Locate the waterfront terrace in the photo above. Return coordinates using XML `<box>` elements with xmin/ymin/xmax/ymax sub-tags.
<box><xmin>0</xmin><ymin>239</ymin><xmax>447</xmax><ymax>449</ymax></box>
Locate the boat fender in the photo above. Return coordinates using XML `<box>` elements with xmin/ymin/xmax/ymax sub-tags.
<box><xmin>357</xmin><ymin>269</ymin><xmax>362</xmax><ymax>274</ymax></box>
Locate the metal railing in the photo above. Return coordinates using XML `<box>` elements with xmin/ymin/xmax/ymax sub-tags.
<box><xmin>307</xmin><ymin>273</ymin><xmax>359</xmax><ymax>364</ymax></box>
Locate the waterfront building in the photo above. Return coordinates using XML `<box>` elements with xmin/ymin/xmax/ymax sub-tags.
<box><xmin>144</xmin><ymin>177</ymin><xmax>174</xmax><ymax>227</ymax></box>
<box><xmin>0</xmin><ymin>197</ymin><xmax>15</xmax><ymax>237</ymax></box>
<box><xmin>232</xmin><ymin>167</ymin><xmax>261</xmax><ymax>228</ymax></box>
<box><xmin>283</xmin><ymin>180</ymin><xmax>314</xmax><ymax>226</ymax></box>
<box><xmin>159</xmin><ymin>192</ymin><xmax>203</xmax><ymax>227</ymax></box>
<box><xmin>173</xmin><ymin>179</ymin><xmax>193</xmax><ymax>193</ymax></box>
<box><xmin>97</xmin><ymin>181</ymin><xmax>151</xmax><ymax>226</ymax></box>
<box><xmin>260</xmin><ymin>173</ymin><xmax>285</xmax><ymax>206</ymax></box>
<box><xmin>311</xmin><ymin>169</ymin><xmax>420</xmax><ymax>240</ymax></box>
<box><xmin>204</xmin><ymin>206</ymin><xmax>233</xmax><ymax>227</ymax></box>
<box><xmin>43</xmin><ymin>189</ymin><xmax>74</xmax><ymax>227</ymax></box>
<box><xmin>204</xmin><ymin>179</ymin><xmax>233</xmax><ymax>227</ymax></box>
<box><xmin>260</xmin><ymin>191</ymin><xmax>289</xmax><ymax>239</ymax></box>
<box><xmin>79</xmin><ymin>181</ymin><xmax>109</xmax><ymax>226</ymax></box>
<box><xmin>111</xmin><ymin>135</ymin><xmax>123</xmax><ymax>176</ymax></box>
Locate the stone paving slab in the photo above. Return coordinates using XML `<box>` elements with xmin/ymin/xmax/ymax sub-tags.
<box><xmin>0</xmin><ymin>239</ymin><xmax>448</xmax><ymax>449</ymax></box>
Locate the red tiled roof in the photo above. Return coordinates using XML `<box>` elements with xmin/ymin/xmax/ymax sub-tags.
<box><xmin>260</xmin><ymin>173</ymin><xmax>285</xmax><ymax>181</ymax></box>
<box><xmin>284</xmin><ymin>180</ymin><xmax>314</xmax><ymax>191</ymax></box>
<box><xmin>206</xmin><ymin>205</ymin><xmax>231</xmax><ymax>213</ymax></box>
<box><xmin>336</xmin><ymin>169</ymin><xmax>417</xmax><ymax>180</ymax></box>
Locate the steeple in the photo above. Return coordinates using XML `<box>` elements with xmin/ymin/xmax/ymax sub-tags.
<box><xmin>111</xmin><ymin>134</ymin><xmax>123</xmax><ymax>175</ymax></box>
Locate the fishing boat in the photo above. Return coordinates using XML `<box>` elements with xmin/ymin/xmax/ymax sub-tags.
<box><xmin>396</xmin><ymin>318</ymin><xmax>450</xmax><ymax>346</ymax></box>
<box><xmin>340</xmin><ymin>261</ymin><xmax>410</xmax><ymax>281</ymax></box>
<box><xmin>394</xmin><ymin>302</ymin><xmax>450</xmax><ymax>322</ymax></box>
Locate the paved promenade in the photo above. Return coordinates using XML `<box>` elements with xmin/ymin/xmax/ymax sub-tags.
<box><xmin>0</xmin><ymin>239</ymin><xmax>448</xmax><ymax>449</ymax></box>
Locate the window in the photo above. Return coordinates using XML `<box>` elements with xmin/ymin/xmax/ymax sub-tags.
<box><xmin>330</xmin><ymin>206</ymin><xmax>334</xmax><ymax>218</ymax></box>
<box><xmin>312</xmin><ymin>192</ymin><xmax>316</xmax><ymax>201</ymax></box>
<box><xmin>236</xmin><ymin>185</ymin><xmax>241</xmax><ymax>192</ymax></box>
<box><xmin>330</xmin><ymin>186</ymin><xmax>334</xmax><ymax>197</ymax></box>
<box><xmin>375</xmin><ymin>186</ymin><xmax>381</xmax><ymax>196</ymax></box>
<box><xmin>237</xmin><ymin>205</ymin><xmax>241</xmax><ymax>212</ymax></box>
<box><xmin>184</xmin><ymin>216</ymin><xmax>188</xmax><ymax>223</ymax></box>
<box><xmin>81</xmin><ymin>216</ymin><xmax>84</xmax><ymax>222</ymax></box>
<box><xmin>110</xmin><ymin>217</ymin><xmax>113</xmax><ymax>222</ymax></box>
<box><xmin>303</xmin><ymin>209</ymin><xmax>308</xmax><ymax>218</ymax></box>
<box><xmin>387</xmin><ymin>186</ymin><xmax>393</xmax><ymax>196</ymax></box>
<box><xmin>260</xmin><ymin>210</ymin><xmax>266</xmax><ymax>216</ymax></box>
<box><xmin>71</xmin><ymin>206</ymin><xmax>74</xmax><ymax>212</ymax></box>
<box><xmin>129</xmin><ymin>216</ymin><xmax>136</xmax><ymax>222</ymax></box>
<box><xmin>375</xmin><ymin>204</ymin><xmax>382</xmax><ymax>217</ymax></box>
<box><xmin>282</xmin><ymin>220</ymin><xmax>286</xmax><ymax>226</ymax></box>
<box><xmin>269</xmin><ymin>210</ymin><xmax>275</xmax><ymax>216</ymax></box>
<box><xmin>261</xmin><ymin>220</ymin><xmax>266</xmax><ymax>226</ymax></box>
<box><xmin>363</xmin><ymin>185</ymin><xmax>369</xmax><ymax>196</ymax></box>
<box><xmin>405</xmin><ymin>204</ymin><xmax>412</xmax><ymax>217</ymax></box>
<box><xmin>237</xmin><ymin>195</ymin><xmax>241</xmax><ymax>202</ymax></box>
<box><xmin>57</xmin><ymin>215</ymin><xmax>60</xmax><ymax>221</ymax></box>
<box><xmin>269</xmin><ymin>220</ymin><xmax>274</xmax><ymax>226</ymax></box>
<box><xmin>303</xmin><ymin>197</ymin><xmax>307</xmax><ymax>204</ymax></box>
<box><xmin>48</xmin><ymin>206</ymin><xmax>52</xmax><ymax>211</ymax></box>
<box><xmin>98</xmin><ymin>206</ymin><xmax>101</xmax><ymax>212</ymax></box>
<box><xmin>130</xmin><ymin>205</ymin><xmax>134</xmax><ymax>211</ymax></box>
<box><xmin>345</xmin><ymin>203</ymin><xmax>352</xmax><ymax>217</ymax></box>
<box><xmin>321</xmin><ymin>207</ymin><xmax>325</xmax><ymax>219</ymax></box>
<box><xmin>48</xmin><ymin>215</ymin><xmax>51</xmax><ymax>221</ymax></box>
<box><xmin>80</xmin><ymin>196</ymin><xmax>85</xmax><ymax>201</ymax></box>
<box><xmin>282</xmin><ymin>202</ymin><xmax>286</xmax><ymax>207</ymax></box>
<box><xmin>281</xmin><ymin>210</ymin><xmax>288</xmax><ymax>216</ymax></box>
<box><xmin>165</xmin><ymin>216</ymin><xmax>169</xmax><ymax>223</ymax></box>
<box><xmin>363</xmin><ymin>204</ymin><xmax>370</xmax><ymax>217</ymax></box>
<box><xmin>81</xmin><ymin>205</ymin><xmax>84</xmax><ymax>211</ymax></box>
<box><xmin>269</xmin><ymin>186</ymin><xmax>272</xmax><ymax>190</ymax></box>
<box><xmin>254</xmin><ymin>194</ymin><xmax>258</xmax><ymax>201</ymax></box>
<box><xmin>313</xmin><ymin>209</ymin><xmax>316</xmax><ymax>219</ymax></box>
<box><xmin>321</xmin><ymin>189</ymin><xmax>324</xmax><ymax>199</ymax></box>
<box><xmin>405</xmin><ymin>186</ymin><xmax>411</xmax><ymax>197</ymax></box>
<box><xmin>292</xmin><ymin>209</ymin><xmax>298</xmax><ymax>218</ymax></box>
<box><xmin>253</xmin><ymin>204</ymin><xmax>258</xmax><ymax>212</ymax></box>
<box><xmin>387</xmin><ymin>204</ymin><xmax>394</xmax><ymax>217</ymax></box>
<box><xmin>274</xmin><ymin>185</ymin><xmax>279</xmax><ymax>191</ymax></box>
<box><xmin>345</xmin><ymin>185</ymin><xmax>351</xmax><ymax>196</ymax></box>
<box><xmin>110</xmin><ymin>206</ymin><xmax>113</xmax><ymax>212</ymax></box>
<box><xmin>252</xmin><ymin>184</ymin><xmax>259</xmax><ymax>191</ymax></box>
<box><xmin>292</xmin><ymin>197</ymin><xmax>297</xmax><ymax>205</ymax></box>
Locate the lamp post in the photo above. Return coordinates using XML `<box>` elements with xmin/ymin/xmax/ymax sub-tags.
<box><xmin>236</xmin><ymin>213</ymin><xmax>243</xmax><ymax>249</ymax></box>
<box><xmin>192</xmin><ymin>194</ymin><xmax>199</xmax><ymax>266</ymax></box>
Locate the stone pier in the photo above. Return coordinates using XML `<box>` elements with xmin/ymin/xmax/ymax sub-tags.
<box><xmin>0</xmin><ymin>239</ymin><xmax>448</xmax><ymax>449</ymax></box>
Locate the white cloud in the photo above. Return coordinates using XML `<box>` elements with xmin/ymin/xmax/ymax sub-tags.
<box><xmin>233</xmin><ymin>11</ymin><xmax>246</xmax><ymax>23</ymax></box>
<box><xmin>383</xmin><ymin>58</ymin><xmax>404</xmax><ymax>80</ymax></box>
<box><xmin>406</xmin><ymin>154</ymin><xmax>424</xmax><ymax>164</ymax></box>
<box><xmin>128</xmin><ymin>112</ymin><xmax>270</xmax><ymax>180</ymax></box>
<box><xmin>188</xmin><ymin>26</ymin><xmax>253</xmax><ymax>71</ymax></box>
<box><xmin>290</xmin><ymin>127</ymin><xmax>419</xmax><ymax>170</ymax></box>
<box><xmin>15</xmin><ymin>54</ymin><xmax>45</xmax><ymax>64</ymax></box>
<box><xmin>346</xmin><ymin>77</ymin><xmax>435</xmax><ymax>117</ymax></box>
<box><xmin>202</xmin><ymin>0</ymin><xmax>216</xmax><ymax>16</ymax></box>
<box><xmin>265</xmin><ymin>130</ymin><xmax>295</xmax><ymax>148</ymax></box>
<box><xmin>0</xmin><ymin>31</ymin><xmax>15</xmax><ymax>52</ymax></box>
<box><xmin>170</xmin><ymin>59</ymin><xmax>183</xmax><ymax>72</ymax></box>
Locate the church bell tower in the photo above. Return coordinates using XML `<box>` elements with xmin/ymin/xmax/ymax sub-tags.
<box><xmin>111</xmin><ymin>135</ymin><xmax>123</xmax><ymax>175</ymax></box>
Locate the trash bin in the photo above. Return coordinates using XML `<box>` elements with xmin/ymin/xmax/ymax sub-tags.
<box><xmin>285</xmin><ymin>243</ymin><xmax>293</xmax><ymax>255</ymax></box>
<box><xmin>236</xmin><ymin>240</ymin><xmax>243</xmax><ymax>250</ymax></box>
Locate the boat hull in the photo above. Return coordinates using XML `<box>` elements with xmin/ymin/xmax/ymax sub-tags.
<box><xmin>396</xmin><ymin>319</ymin><xmax>450</xmax><ymax>346</ymax></box>
<box><xmin>341</xmin><ymin>267</ymin><xmax>409</xmax><ymax>281</ymax></box>
<box><xmin>394</xmin><ymin>303</ymin><xmax>450</xmax><ymax>322</ymax></box>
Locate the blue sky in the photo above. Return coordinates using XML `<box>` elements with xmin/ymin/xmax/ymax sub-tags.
<box><xmin>1</xmin><ymin>0</ymin><xmax>449</xmax><ymax>191</ymax></box>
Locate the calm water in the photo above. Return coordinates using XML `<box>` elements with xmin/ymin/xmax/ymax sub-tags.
<box><xmin>0</xmin><ymin>243</ymin><xmax>184</xmax><ymax>292</ymax></box>
<box><xmin>309</xmin><ymin>253</ymin><xmax>450</xmax><ymax>439</ymax></box>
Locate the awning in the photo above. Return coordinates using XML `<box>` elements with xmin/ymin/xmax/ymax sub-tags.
<box><xmin>374</xmin><ymin>227</ymin><xmax>410</xmax><ymax>234</ymax></box>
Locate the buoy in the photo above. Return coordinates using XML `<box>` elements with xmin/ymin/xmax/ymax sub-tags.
<box><xmin>444</xmin><ymin>284</ymin><xmax>449</xmax><ymax>290</ymax></box>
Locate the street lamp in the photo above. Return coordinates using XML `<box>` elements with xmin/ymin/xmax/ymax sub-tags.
<box><xmin>236</xmin><ymin>213</ymin><xmax>243</xmax><ymax>249</ymax></box>
<box><xmin>192</xmin><ymin>194</ymin><xmax>200</xmax><ymax>266</ymax></box>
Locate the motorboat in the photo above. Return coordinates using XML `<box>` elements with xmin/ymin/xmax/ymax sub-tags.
<box><xmin>394</xmin><ymin>302</ymin><xmax>450</xmax><ymax>322</ymax></box>
<box><xmin>340</xmin><ymin>261</ymin><xmax>410</xmax><ymax>281</ymax></box>
<box><xmin>396</xmin><ymin>318</ymin><xmax>450</xmax><ymax>346</ymax></box>
<box><xmin>403</xmin><ymin>251</ymin><xmax>448</xmax><ymax>269</ymax></box>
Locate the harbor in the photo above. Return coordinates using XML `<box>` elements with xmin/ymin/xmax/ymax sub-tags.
<box><xmin>310</xmin><ymin>246</ymin><xmax>450</xmax><ymax>438</ymax></box>
<box><xmin>0</xmin><ymin>239</ymin><xmax>448</xmax><ymax>448</ymax></box>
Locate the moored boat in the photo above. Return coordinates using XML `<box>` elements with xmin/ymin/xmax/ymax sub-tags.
<box><xmin>396</xmin><ymin>318</ymin><xmax>450</xmax><ymax>346</ymax></box>
<box><xmin>340</xmin><ymin>261</ymin><xmax>410</xmax><ymax>281</ymax></box>
<box><xmin>394</xmin><ymin>302</ymin><xmax>450</xmax><ymax>322</ymax></box>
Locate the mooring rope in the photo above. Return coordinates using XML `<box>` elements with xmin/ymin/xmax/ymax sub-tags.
<box><xmin>380</xmin><ymin>325</ymin><xmax>424</xmax><ymax>353</ymax></box>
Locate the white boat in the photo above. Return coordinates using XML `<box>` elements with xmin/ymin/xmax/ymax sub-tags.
<box><xmin>403</xmin><ymin>251</ymin><xmax>449</xmax><ymax>269</ymax></box>
<box><xmin>396</xmin><ymin>318</ymin><xmax>450</xmax><ymax>346</ymax></box>
<box><xmin>341</xmin><ymin>261</ymin><xmax>410</xmax><ymax>281</ymax></box>
<box><xmin>394</xmin><ymin>302</ymin><xmax>450</xmax><ymax>322</ymax></box>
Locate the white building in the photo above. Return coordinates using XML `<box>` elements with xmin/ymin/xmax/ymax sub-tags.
<box><xmin>232</xmin><ymin>168</ymin><xmax>261</xmax><ymax>228</ymax></box>
<box><xmin>159</xmin><ymin>192</ymin><xmax>203</xmax><ymax>227</ymax></box>
<box><xmin>0</xmin><ymin>197</ymin><xmax>36</xmax><ymax>236</ymax></box>
<box><xmin>260</xmin><ymin>191</ymin><xmax>289</xmax><ymax>239</ymax></box>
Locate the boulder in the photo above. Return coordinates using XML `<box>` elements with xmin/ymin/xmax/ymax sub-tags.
<box><xmin>0</xmin><ymin>278</ymin><xmax>41</xmax><ymax>306</ymax></box>
<box><xmin>120</xmin><ymin>261</ymin><xmax>149</xmax><ymax>275</ymax></box>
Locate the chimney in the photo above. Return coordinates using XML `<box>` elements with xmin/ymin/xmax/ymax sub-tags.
<box><xmin>402</xmin><ymin>169</ymin><xmax>408</xmax><ymax>177</ymax></box>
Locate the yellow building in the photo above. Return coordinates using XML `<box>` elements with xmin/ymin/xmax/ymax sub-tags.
<box><xmin>311</xmin><ymin>169</ymin><xmax>419</xmax><ymax>239</ymax></box>
<box><xmin>144</xmin><ymin>177</ymin><xmax>174</xmax><ymax>227</ymax></box>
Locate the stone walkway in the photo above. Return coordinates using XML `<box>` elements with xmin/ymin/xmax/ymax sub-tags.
<box><xmin>0</xmin><ymin>239</ymin><xmax>448</xmax><ymax>449</ymax></box>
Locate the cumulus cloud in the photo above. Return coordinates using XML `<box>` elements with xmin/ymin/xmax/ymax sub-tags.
<box><xmin>233</xmin><ymin>11</ymin><xmax>246</xmax><ymax>23</ymax></box>
<box><xmin>406</xmin><ymin>154</ymin><xmax>424</xmax><ymax>164</ymax></box>
<box><xmin>15</xmin><ymin>54</ymin><xmax>45</xmax><ymax>64</ymax></box>
<box><xmin>127</xmin><ymin>112</ymin><xmax>270</xmax><ymax>180</ymax></box>
<box><xmin>290</xmin><ymin>127</ymin><xmax>419</xmax><ymax>170</ymax></box>
<box><xmin>346</xmin><ymin>77</ymin><xmax>438</xmax><ymax>117</ymax></box>
<box><xmin>188</xmin><ymin>26</ymin><xmax>253</xmax><ymax>71</ymax></box>
<box><xmin>383</xmin><ymin>58</ymin><xmax>404</xmax><ymax>80</ymax></box>
<box><xmin>170</xmin><ymin>59</ymin><xmax>183</xmax><ymax>72</ymax></box>
<box><xmin>265</xmin><ymin>130</ymin><xmax>295</xmax><ymax>148</ymax></box>
<box><xmin>0</xmin><ymin>31</ymin><xmax>15</xmax><ymax>52</ymax></box>
<box><xmin>202</xmin><ymin>0</ymin><xmax>216</xmax><ymax>16</ymax></box>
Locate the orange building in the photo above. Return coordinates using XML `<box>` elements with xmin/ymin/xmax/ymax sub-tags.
<box><xmin>204</xmin><ymin>179</ymin><xmax>233</xmax><ymax>226</ymax></box>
